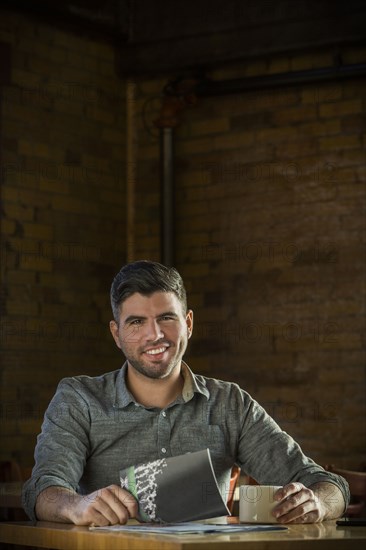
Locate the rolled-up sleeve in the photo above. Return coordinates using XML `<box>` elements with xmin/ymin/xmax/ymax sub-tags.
<box><xmin>22</xmin><ymin>379</ymin><xmax>91</xmax><ymax>521</ymax></box>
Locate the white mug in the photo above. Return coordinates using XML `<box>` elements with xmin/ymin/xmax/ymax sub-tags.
<box><xmin>239</xmin><ymin>485</ymin><xmax>282</xmax><ymax>523</ymax></box>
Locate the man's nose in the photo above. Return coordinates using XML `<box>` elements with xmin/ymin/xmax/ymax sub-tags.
<box><xmin>145</xmin><ymin>319</ymin><xmax>164</xmax><ymax>341</ymax></box>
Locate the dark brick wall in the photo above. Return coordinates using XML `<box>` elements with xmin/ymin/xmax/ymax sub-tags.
<box><xmin>0</xmin><ymin>10</ymin><xmax>127</xmax><ymax>465</ymax></box>
<box><xmin>0</xmin><ymin>9</ymin><xmax>365</xmax><ymax>472</ymax></box>
<box><xmin>133</xmin><ymin>47</ymin><xmax>366</xmax><ymax>468</ymax></box>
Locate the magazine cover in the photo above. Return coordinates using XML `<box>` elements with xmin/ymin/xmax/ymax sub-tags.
<box><xmin>119</xmin><ymin>448</ymin><xmax>229</xmax><ymax>523</ymax></box>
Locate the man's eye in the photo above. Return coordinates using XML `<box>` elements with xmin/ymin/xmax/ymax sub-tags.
<box><xmin>161</xmin><ymin>316</ymin><xmax>174</xmax><ymax>321</ymax></box>
<box><xmin>130</xmin><ymin>319</ymin><xmax>142</xmax><ymax>325</ymax></box>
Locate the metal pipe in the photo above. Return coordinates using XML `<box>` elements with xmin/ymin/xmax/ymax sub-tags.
<box><xmin>160</xmin><ymin>127</ymin><xmax>175</xmax><ymax>267</ymax></box>
<box><xmin>126</xmin><ymin>80</ymin><xmax>136</xmax><ymax>262</ymax></box>
<box><xmin>193</xmin><ymin>62</ymin><xmax>366</xmax><ymax>97</ymax></box>
<box><xmin>155</xmin><ymin>92</ymin><xmax>192</xmax><ymax>267</ymax></box>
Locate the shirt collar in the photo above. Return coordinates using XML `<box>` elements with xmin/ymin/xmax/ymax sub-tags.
<box><xmin>180</xmin><ymin>361</ymin><xmax>210</xmax><ymax>402</ymax></box>
<box><xmin>114</xmin><ymin>361</ymin><xmax>209</xmax><ymax>409</ymax></box>
<box><xmin>114</xmin><ymin>362</ymin><xmax>135</xmax><ymax>408</ymax></box>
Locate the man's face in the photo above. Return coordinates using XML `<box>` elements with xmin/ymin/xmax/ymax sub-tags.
<box><xmin>109</xmin><ymin>291</ymin><xmax>193</xmax><ymax>380</ymax></box>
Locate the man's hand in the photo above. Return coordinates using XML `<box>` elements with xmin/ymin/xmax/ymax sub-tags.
<box><xmin>35</xmin><ymin>485</ymin><xmax>138</xmax><ymax>526</ymax></box>
<box><xmin>69</xmin><ymin>485</ymin><xmax>138</xmax><ymax>526</ymax></box>
<box><xmin>272</xmin><ymin>481</ymin><xmax>345</xmax><ymax>524</ymax></box>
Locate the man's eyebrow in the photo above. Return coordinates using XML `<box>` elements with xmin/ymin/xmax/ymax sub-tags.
<box><xmin>123</xmin><ymin>315</ymin><xmax>146</xmax><ymax>324</ymax></box>
<box><xmin>158</xmin><ymin>311</ymin><xmax>179</xmax><ymax>318</ymax></box>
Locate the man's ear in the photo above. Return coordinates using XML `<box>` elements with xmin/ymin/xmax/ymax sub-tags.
<box><xmin>186</xmin><ymin>309</ymin><xmax>193</xmax><ymax>339</ymax></box>
<box><xmin>109</xmin><ymin>320</ymin><xmax>122</xmax><ymax>349</ymax></box>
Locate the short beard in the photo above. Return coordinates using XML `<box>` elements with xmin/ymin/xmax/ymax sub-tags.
<box><xmin>127</xmin><ymin>358</ymin><xmax>176</xmax><ymax>379</ymax></box>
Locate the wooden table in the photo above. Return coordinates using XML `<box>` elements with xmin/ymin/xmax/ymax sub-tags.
<box><xmin>0</xmin><ymin>520</ymin><xmax>366</xmax><ymax>550</ymax></box>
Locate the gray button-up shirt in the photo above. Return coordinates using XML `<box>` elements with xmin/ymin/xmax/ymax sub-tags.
<box><xmin>22</xmin><ymin>362</ymin><xmax>349</xmax><ymax>520</ymax></box>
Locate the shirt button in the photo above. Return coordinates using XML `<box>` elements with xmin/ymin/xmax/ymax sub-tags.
<box><xmin>162</xmin><ymin>411</ymin><xmax>167</xmax><ymax>417</ymax></box>
<box><xmin>161</xmin><ymin>447</ymin><xmax>167</xmax><ymax>453</ymax></box>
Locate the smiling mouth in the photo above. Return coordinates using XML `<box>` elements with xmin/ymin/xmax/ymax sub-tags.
<box><xmin>144</xmin><ymin>346</ymin><xmax>169</xmax><ymax>356</ymax></box>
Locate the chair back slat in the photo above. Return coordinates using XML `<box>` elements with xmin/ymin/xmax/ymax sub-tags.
<box><xmin>325</xmin><ymin>464</ymin><xmax>366</xmax><ymax>517</ymax></box>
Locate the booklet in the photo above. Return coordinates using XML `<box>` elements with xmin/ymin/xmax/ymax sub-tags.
<box><xmin>119</xmin><ymin>448</ymin><xmax>230</xmax><ymax>523</ymax></box>
<box><xmin>91</xmin><ymin>522</ymin><xmax>288</xmax><ymax>534</ymax></box>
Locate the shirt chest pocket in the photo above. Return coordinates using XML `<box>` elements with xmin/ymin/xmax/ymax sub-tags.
<box><xmin>172</xmin><ymin>424</ymin><xmax>226</xmax><ymax>459</ymax></box>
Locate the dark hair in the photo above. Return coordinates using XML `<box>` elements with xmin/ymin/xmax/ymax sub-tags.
<box><xmin>110</xmin><ymin>260</ymin><xmax>187</xmax><ymax>322</ymax></box>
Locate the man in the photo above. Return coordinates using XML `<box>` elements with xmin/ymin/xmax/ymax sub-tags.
<box><xmin>22</xmin><ymin>260</ymin><xmax>349</xmax><ymax>526</ymax></box>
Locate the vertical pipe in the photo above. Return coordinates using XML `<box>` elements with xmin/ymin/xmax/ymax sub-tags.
<box><xmin>160</xmin><ymin>127</ymin><xmax>174</xmax><ymax>266</ymax></box>
<box><xmin>126</xmin><ymin>79</ymin><xmax>136</xmax><ymax>262</ymax></box>
<box><xmin>155</xmin><ymin>88</ymin><xmax>195</xmax><ymax>267</ymax></box>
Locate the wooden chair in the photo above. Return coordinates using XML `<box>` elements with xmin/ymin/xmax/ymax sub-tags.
<box><xmin>325</xmin><ymin>464</ymin><xmax>366</xmax><ymax>517</ymax></box>
<box><xmin>0</xmin><ymin>461</ymin><xmax>22</xmax><ymax>483</ymax></box>
<box><xmin>0</xmin><ymin>461</ymin><xmax>28</xmax><ymax>521</ymax></box>
<box><xmin>227</xmin><ymin>465</ymin><xmax>241</xmax><ymax>514</ymax></box>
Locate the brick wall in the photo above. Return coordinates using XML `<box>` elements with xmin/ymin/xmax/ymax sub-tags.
<box><xmin>0</xmin><ymin>11</ymin><xmax>126</xmax><ymax>465</ymax></box>
<box><xmin>133</xmin><ymin>47</ymin><xmax>366</xmax><ymax>469</ymax></box>
<box><xmin>1</xmin><ymin>9</ymin><xmax>365</xmax><ymax>472</ymax></box>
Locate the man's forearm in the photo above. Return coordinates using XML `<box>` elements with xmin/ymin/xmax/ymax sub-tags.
<box><xmin>35</xmin><ymin>486</ymin><xmax>81</xmax><ymax>523</ymax></box>
<box><xmin>35</xmin><ymin>483</ymin><xmax>137</xmax><ymax>526</ymax></box>
<box><xmin>310</xmin><ymin>482</ymin><xmax>346</xmax><ymax>520</ymax></box>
